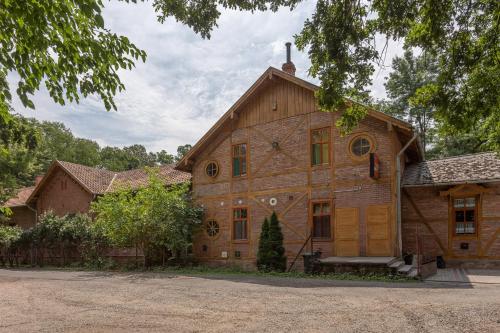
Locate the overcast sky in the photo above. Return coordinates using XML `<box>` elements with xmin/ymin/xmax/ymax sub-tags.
<box><xmin>9</xmin><ymin>1</ymin><xmax>405</xmax><ymax>154</ymax></box>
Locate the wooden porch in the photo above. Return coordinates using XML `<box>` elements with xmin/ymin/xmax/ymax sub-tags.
<box><xmin>317</xmin><ymin>256</ymin><xmax>418</xmax><ymax>277</ymax></box>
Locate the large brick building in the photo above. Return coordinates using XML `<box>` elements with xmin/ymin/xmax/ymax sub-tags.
<box><xmin>4</xmin><ymin>160</ymin><xmax>190</xmax><ymax>227</ymax></box>
<box><xmin>176</xmin><ymin>49</ymin><xmax>500</xmax><ymax>269</ymax></box>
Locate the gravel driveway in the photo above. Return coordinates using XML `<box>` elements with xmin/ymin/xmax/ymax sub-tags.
<box><xmin>0</xmin><ymin>269</ymin><xmax>499</xmax><ymax>333</ymax></box>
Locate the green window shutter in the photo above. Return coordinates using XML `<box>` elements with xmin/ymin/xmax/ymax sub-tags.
<box><xmin>233</xmin><ymin>158</ymin><xmax>240</xmax><ymax>176</ymax></box>
<box><xmin>312</xmin><ymin>144</ymin><xmax>321</xmax><ymax>165</ymax></box>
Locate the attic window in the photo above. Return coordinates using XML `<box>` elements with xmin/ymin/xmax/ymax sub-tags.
<box><xmin>350</xmin><ymin>136</ymin><xmax>373</xmax><ymax>158</ymax></box>
<box><xmin>205</xmin><ymin>161</ymin><xmax>219</xmax><ymax>178</ymax></box>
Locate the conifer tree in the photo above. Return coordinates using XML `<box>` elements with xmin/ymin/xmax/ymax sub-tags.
<box><xmin>256</xmin><ymin>217</ymin><xmax>270</xmax><ymax>271</ymax></box>
<box><xmin>267</xmin><ymin>212</ymin><xmax>287</xmax><ymax>272</ymax></box>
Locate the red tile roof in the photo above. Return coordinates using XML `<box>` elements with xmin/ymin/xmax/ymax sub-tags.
<box><xmin>5</xmin><ymin>161</ymin><xmax>191</xmax><ymax>207</ymax></box>
<box><xmin>4</xmin><ymin>186</ymin><xmax>35</xmax><ymax>207</ymax></box>
<box><xmin>58</xmin><ymin>161</ymin><xmax>116</xmax><ymax>194</ymax></box>
<box><xmin>110</xmin><ymin>164</ymin><xmax>191</xmax><ymax>191</ymax></box>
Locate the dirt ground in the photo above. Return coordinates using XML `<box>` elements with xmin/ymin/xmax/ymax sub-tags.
<box><xmin>0</xmin><ymin>269</ymin><xmax>499</xmax><ymax>333</ymax></box>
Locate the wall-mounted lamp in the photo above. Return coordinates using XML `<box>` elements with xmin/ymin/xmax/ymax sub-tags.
<box><xmin>272</xmin><ymin>101</ymin><xmax>278</xmax><ymax>111</ymax></box>
<box><xmin>272</xmin><ymin>141</ymin><xmax>279</xmax><ymax>150</ymax></box>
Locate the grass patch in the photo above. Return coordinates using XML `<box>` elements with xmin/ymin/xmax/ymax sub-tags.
<box><xmin>5</xmin><ymin>264</ymin><xmax>419</xmax><ymax>282</ymax></box>
<box><xmin>152</xmin><ymin>265</ymin><xmax>419</xmax><ymax>282</ymax></box>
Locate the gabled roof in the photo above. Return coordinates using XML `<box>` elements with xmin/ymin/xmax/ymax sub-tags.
<box><xmin>58</xmin><ymin>161</ymin><xmax>116</xmax><ymax>194</ymax></box>
<box><xmin>25</xmin><ymin>160</ymin><xmax>191</xmax><ymax>204</ymax></box>
<box><xmin>110</xmin><ymin>164</ymin><xmax>191</xmax><ymax>191</ymax></box>
<box><xmin>403</xmin><ymin>152</ymin><xmax>500</xmax><ymax>187</ymax></box>
<box><xmin>176</xmin><ymin>66</ymin><xmax>420</xmax><ymax>171</ymax></box>
<box><xmin>4</xmin><ymin>187</ymin><xmax>35</xmax><ymax>208</ymax></box>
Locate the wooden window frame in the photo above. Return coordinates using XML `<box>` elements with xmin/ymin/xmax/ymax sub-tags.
<box><xmin>232</xmin><ymin>143</ymin><xmax>248</xmax><ymax>178</ymax></box>
<box><xmin>205</xmin><ymin>161</ymin><xmax>219</xmax><ymax>178</ymax></box>
<box><xmin>232</xmin><ymin>207</ymin><xmax>249</xmax><ymax>242</ymax></box>
<box><xmin>348</xmin><ymin>134</ymin><xmax>375</xmax><ymax>161</ymax></box>
<box><xmin>205</xmin><ymin>219</ymin><xmax>221</xmax><ymax>239</ymax></box>
<box><xmin>311</xmin><ymin>200</ymin><xmax>332</xmax><ymax>240</ymax></box>
<box><xmin>311</xmin><ymin>127</ymin><xmax>331</xmax><ymax>167</ymax></box>
<box><xmin>451</xmin><ymin>196</ymin><xmax>478</xmax><ymax>237</ymax></box>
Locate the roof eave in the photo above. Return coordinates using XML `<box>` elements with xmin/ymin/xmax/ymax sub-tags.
<box><xmin>402</xmin><ymin>178</ymin><xmax>500</xmax><ymax>188</ymax></box>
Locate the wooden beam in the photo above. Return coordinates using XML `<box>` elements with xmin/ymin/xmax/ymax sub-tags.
<box><xmin>403</xmin><ymin>188</ymin><xmax>447</xmax><ymax>254</ymax></box>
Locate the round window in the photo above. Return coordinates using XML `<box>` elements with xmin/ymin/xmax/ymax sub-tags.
<box><xmin>206</xmin><ymin>220</ymin><xmax>219</xmax><ymax>237</ymax></box>
<box><xmin>205</xmin><ymin>161</ymin><xmax>219</xmax><ymax>178</ymax></box>
<box><xmin>351</xmin><ymin>137</ymin><xmax>372</xmax><ymax>157</ymax></box>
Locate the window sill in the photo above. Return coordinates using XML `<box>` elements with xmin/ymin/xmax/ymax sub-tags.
<box><xmin>232</xmin><ymin>240</ymin><xmax>249</xmax><ymax>244</ymax></box>
<box><xmin>313</xmin><ymin>237</ymin><xmax>333</xmax><ymax>242</ymax></box>
<box><xmin>452</xmin><ymin>234</ymin><xmax>478</xmax><ymax>240</ymax></box>
<box><xmin>311</xmin><ymin>164</ymin><xmax>331</xmax><ymax>170</ymax></box>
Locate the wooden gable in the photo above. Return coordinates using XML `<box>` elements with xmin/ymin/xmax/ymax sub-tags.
<box><xmin>235</xmin><ymin>75</ymin><xmax>317</xmax><ymax>128</ymax></box>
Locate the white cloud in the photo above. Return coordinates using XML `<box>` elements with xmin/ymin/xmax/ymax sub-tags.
<box><xmin>8</xmin><ymin>1</ymin><xmax>402</xmax><ymax>154</ymax></box>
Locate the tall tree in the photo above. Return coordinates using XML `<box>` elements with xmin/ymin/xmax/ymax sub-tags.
<box><xmin>293</xmin><ymin>0</ymin><xmax>499</xmax><ymax>149</ymax></box>
<box><xmin>384</xmin><ymin>50</ymin><xmax>439</xmax><ymax>153</ymax></box>
<box><xmin>156</xmin><ymin>150</ymin><xmax>175</xmax><ymax>165</ymax></box>
<box><xmin>176</xmin><ymin>144</ymin><xmax>192</xmax><ymax>162</ymax></box>
<box><xmin>0</xmin><ymin>0</ymin><xmax>146</xmax><ymax>119</ymax></box>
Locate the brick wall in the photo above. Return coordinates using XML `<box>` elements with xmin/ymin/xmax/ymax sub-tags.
<box><xmin>402</xmin><ymin>182</ymin><xmax>500</xmax><ymax>262</ymax></box>
<box><xmin>191</xmin><ymin>78</ymin><xmax>400</xmax><ymax>268</ymax></box>
<box><xmin>37</xmin><ymin>167</ymin><xmax>94</xmax><ymax>217</ymax></box>
<box><xmin>8</xmin><ymin>206</ymin><xmax>36</xmax><ymax>229</ymax></box>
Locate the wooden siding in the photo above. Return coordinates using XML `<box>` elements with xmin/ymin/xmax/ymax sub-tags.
<box><xmin>236</xmin><ymin>78</ymin><xmax>317</xmax><ymax>128</ymax></box>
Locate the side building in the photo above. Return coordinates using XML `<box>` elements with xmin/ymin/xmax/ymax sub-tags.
<box><xmin>4</xmin><ymin>160</ymin><xmax>190</xmax><ymax>227</ymax></box>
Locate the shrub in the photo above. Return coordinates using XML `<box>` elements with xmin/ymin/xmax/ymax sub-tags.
<box><xmin>256</xmin><ymin>212</ymin><xmax>287</xmax><ymax>272</ymax></box>
<box><xmin>91</xmin><ymin>169</ymin><xmax>202</xmax><ymax>267</ymax></box>
<box><xmin>0</xmin><ymin>224</ymin><xmax>22</xmax><ymax>266</ymax></box>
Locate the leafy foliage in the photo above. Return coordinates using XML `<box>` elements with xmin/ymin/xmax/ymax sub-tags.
<box><xmin>0</xmin><ymin>113</ymin><xmax>191</xmax><ymax>213</ymax></box>
<box><xmin>0</xmin><ymin>0</ymin><xmax>146</xmax><ymax>115</ymax></box>
<box><xmin>0</xmin><ymin>113</ymin><xmax>39</xmax><ymax>212</ymax></box>
<box><xmin>256</xmin><ymin>212</ymin><xmax>286</xmax><ymax>272</ymax></box>
<box><xmin>293</xmin><ymin>0</ymin><xmax>499</xmax><ymax>148</ymax></box>
<box><xmin>1</xmin><ymin>212</ymin><xmax>110</xmax><ymax>267</ymax></box>
<box><xmin>91</xmin><ymin>170</ymin><xmax>202</xmax><ymax>266</ymax></box>
<box><xmin>383</xmin><ymin>50</ymin><xmax>439</xmax><ymax>152</ymax></box>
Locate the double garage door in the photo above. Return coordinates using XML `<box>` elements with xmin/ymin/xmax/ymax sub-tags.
<box><xmin>335</xmin><ymin>205</ymin><xmax>392</xmax><ymax>256</ymax></box>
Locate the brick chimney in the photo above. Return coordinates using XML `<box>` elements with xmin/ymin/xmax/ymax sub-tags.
<box><xmin>281</xmin><ymin>42</ymin><xmax>296</xmax><ymax>76</ymax></box>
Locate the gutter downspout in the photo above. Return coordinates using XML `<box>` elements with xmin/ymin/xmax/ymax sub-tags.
<box><xmin>396</xmin><ymin>133</ymin><xmax>418</xmax><ymax>257</ymax></box>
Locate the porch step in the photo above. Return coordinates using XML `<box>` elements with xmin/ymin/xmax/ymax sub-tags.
<box><xmin>407</xmin><ymin>267</ymin><xmax>418</xmax><ymax>278</ymax></box>
<box><xmin>389</xmin><ymin>260</ymin><xmax>405</xmax><ymax>269</ymax></box>
<box><xmin>397</xmin><ymin>264</ymin><xmax>413</xmax><ymax>274</ymax></box>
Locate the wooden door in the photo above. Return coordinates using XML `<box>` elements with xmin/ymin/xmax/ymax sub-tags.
<box><xmin>335</xmin><ymin>207</ymin><xmax>360</xmax><ymax>256</ymax></box>
<box><xmin>366</xmin><ymin>205</ymin><xmax>392</xmax><ymax>256</ymax></box>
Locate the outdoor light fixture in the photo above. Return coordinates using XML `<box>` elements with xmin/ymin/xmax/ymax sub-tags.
<box><xmin>272</xmin><ymin>141</ymin><xmax>279</xmax><ymax>150</ymax></box>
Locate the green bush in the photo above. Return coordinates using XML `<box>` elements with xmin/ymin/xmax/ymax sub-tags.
<box><xmin>256</xmin><ymin>212</ymin><xmax>287</xmax><ymax>272</ymax></box>
<box><xmin>91</xmin><ymin>170</ymin><xmax>203</xmax><ymax>267</ymax></box>
<box><xmin>0</xmin><ymin>224</ymin><xmax>22</xmax><ymax>266</ymax></box>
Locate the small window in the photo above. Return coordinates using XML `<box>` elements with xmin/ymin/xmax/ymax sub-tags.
<box><xmin>233</xmin><ymin>208</ymin><xmax>248</xmax><ymax>240</ymax></box>
<box><xmin>205</xmin><ymin>220</ymin><xmax>220</xmax><ymax>237</ymax></box>
<box><xmin>312</xmin><ymin>202</ymin><xmax>331</xmax><ymax>238</ymax></box>
<box><xmin>311</xmin><ymin>127</ymin><xmax>330</xmax><ymax>166</ymax></box>
<box><xmin>351</xmin><ymin>136</ymin><xmax>372</xmax><ymax>157</ymax></box>
<box><xmin>205</xmin><ymin>162</ymin><xmax>219</xmax><ymax>178</ymax></box>
<box><xmin>453</xmin><ymin>197</ymin><xmax>477</xmax><ymax>235</ymax></box>
<box><xmin>232</xmin><ymin>143</ymin><xmax>247</xmax><ymax>177</ymax></box>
